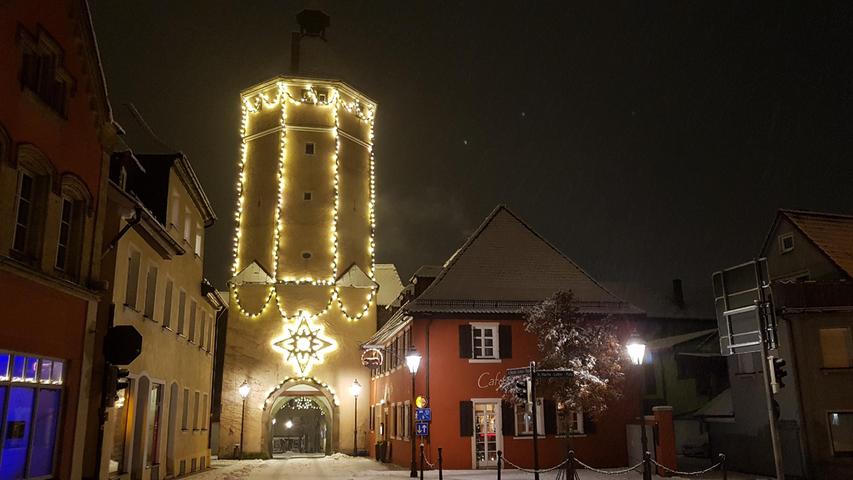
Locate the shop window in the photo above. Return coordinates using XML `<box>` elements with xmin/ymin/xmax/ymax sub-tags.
<box><xmin>146</xmin><ymin>384</ymin><xmax>163</xmax><ymax>466</ymax></box>
<box><xmin>820</xmin><ymin>328</ymin><xmax>853</xmax><ymax>369</ymax></box>
<box><xmin>514</xmin><ymin>398</ymin><xmax>544</xmax><ymax>436</ymax></box>
<box><xmin>110</xmin><ymin>379</ymin><xmax>133</xmax><ymax>474</ymax></box>
<box><xmin>829</xmin><ymin>412</ymin><xmax>853</xmax><ymax>455</ymax></box>
<box><xmin>0</xmin><ymin>352</ymin><xmax>64</xmax><ymax>479</ymax></box>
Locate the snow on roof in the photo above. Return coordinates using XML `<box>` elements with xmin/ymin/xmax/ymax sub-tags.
<box><xmin>374</xmin><ymin>264</ymin><xmax>404</xmax><ymax>306</ymax></box>
<box><xmin>409</xmin><ymin>205</ymin><xmax>641</xmax><ymax>315</ymax></box>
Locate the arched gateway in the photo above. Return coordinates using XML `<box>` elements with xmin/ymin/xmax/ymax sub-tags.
<box><xmin>261</xmin><ymin>380</ymin><xmax>340</xmax><ymax>457</ymax></box>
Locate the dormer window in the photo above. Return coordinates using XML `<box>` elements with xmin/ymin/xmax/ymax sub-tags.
<box><xmin>779</xmin><ymin>233</ymin><xmax>794</xmax><ymax>254</ymax></box>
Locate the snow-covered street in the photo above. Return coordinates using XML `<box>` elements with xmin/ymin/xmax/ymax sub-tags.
<box><xmin>197</xmin><ymin>455</ymin><xmax>755</xmax><ymax>480</ymax></box>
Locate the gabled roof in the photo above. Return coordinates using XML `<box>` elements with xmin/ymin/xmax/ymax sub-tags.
<box><xmin>374</xmin><ymin>264</ymin><xmax>405</xmax><ymax>306</ymax></box>
<box><xmin>407</xmin><ymin>205</ymin><xmax>641</xmax><ymax>315</ymax></box>
<box><xmin>762</xmin><ymin>209</ymin><xmax>853</xmax><ymax>278</ymax></box>
<box><xmin>335</xmin><ymin>264</ymin><xmax>377</xmax><ymax>289</ymax></box>
<box><xmin>230</xmin><ymin>261</ymin><xmax>273</xmax><ymax>286</ymax></box>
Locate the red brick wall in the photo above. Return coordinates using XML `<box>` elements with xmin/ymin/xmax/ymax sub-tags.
<box><xmin>369</xmin><ymin>315</ymin><xmax>642</xmax><ymax>470</ymax></box>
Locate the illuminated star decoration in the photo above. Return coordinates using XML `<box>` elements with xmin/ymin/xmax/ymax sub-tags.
<box><xmin>272</xmin><ymin>316</ymin><xmax>336</xmax><ymax>376</ymax></box>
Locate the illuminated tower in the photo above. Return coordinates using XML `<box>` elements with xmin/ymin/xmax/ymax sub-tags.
<box><xmin>219</xmin><ymin>75</ymin><xmax>378</xmax><ymax>457</ymax></box>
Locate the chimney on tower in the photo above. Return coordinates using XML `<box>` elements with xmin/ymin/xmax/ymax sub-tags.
<box><xmin>291</xmin><ymin>9</ymin><xmax>330</xmax><ymax>74</ymax></box>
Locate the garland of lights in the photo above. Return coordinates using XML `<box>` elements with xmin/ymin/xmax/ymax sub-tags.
<box><xmin>263</xmin><ymin>376</ymin><xmax>341</xmax><ymax>410</ymax></box>
<box><xmin>288</xmin><ymin>396</ymin><xmax>321</xmax><ymax>410</ymax></box>
<box><xmin>231</xmin><ymin>82</ymin><xmax>378</xmax><ymax>322</ymax></box>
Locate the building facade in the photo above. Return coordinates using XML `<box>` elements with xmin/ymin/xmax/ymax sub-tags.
<box><xmin>0</xmin><ymin>1</ymin><xmax>118</xmax><ymax>478</ymax></box>
<box><xmin>94</xmin><ymin>151</ymin><xmax>222</xmax><ymax>479</ymax></box>
<box><xmin>219</xmin><ymin>77</ymin><xmax>384</xmax><ymax>458</ymax></box>
<box><xmin>367</xmin><ymin>206</ymin><xmax>647</xmax><ymax>470</ymax></box>
<box><xmin>712</xmin><ymin>209</ymin><xmax>853</xmax><ymax>479</ymax></box>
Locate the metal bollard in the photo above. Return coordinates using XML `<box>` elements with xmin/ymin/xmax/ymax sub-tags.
<box><xmin>567</xmin><ymin>450</ymin><xmax>575</xmax><ymax>480</ymax></box>
<box><xmin>719</xmin><ymin>453</ymin><xmax>727</xmax><ymax>480</ymax></box>
<box><xmin>438</xmin><ymin>447</ymin><xmax>443</xmax><ymax>480</ymax></box>
<box><xmin>642</xmin><ymin>450</ymin><xmax>652</xmax><ymax>480</ymax></box>
<box><xmin>497</xmin><ymin>450</ymin><xmax>502</xmax><ymax>480</ymax></box>
<box><xmin>419</xmin><ymin>443</ymin><xmax>425</xmax><ymax>480</ymax></box>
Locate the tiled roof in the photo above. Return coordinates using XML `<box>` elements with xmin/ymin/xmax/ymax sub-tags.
<box><xmin>773</xmin><ymin>209</ymin><xmax>853</xmax><ymax>278</ymax></box>
<box><xmin>407</xmin><ymin>206</ymin><xmax>642</xmax><ymax>315</ymax></box>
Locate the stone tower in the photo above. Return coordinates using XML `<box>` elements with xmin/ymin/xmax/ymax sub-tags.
<box><xmin>219</xmin><ymin>77</ymin><xmax>378</xmax><ymax>457</ymax></box>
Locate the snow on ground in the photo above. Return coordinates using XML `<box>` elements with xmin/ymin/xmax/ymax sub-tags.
<box><xmin>203</xmin><ymin>456</ymin><xmax>759</xmax><ymax>480</ymax></box>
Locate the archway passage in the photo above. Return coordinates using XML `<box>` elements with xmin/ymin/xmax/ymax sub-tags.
<box><xmin>271</xmin><ymin>396</ymin><xmax>328</xmax><ymax>457</ymax></box>
<box><xmin>263</xmin><ymin>381</ymin><xmax>338</xmax><ymax>458</ymax></box>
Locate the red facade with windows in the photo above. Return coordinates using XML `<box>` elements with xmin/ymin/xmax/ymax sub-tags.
<box><xmin>366</xmin><ymin>206</ymin><xmax>646</xmax><ymax>470</ymax></box>
<box><xmin>0</xmin><ymin>1</ymin><xmax>116</xmax><ymax>478</ymax></box>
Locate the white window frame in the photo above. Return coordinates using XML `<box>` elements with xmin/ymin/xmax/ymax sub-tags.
<box><xmin>12</xmin><ymin>169</ymin><xmax>36</xmax><ymax>254</ymax></box>
<box><xmin>557</xmin><ymin>405</ymin><xmax>585</xmax><ymax>436</ymax></box>
<box><xmin>779</xmin><ymin>233</ymin><xmax>795</xmax><ymax>254</ymax></box>
<box><xmin>514</xmin><ymin>398</ymin><xmax>545</xmax><ymax>436</ymax></box>
<box><xmin>470</xmin><ymin>398</ymin><xmax>503</xmax><ymax>469</ymax></box>
<box><xmin>54</xmin><ymin>194</ymin><xmax>74</xmax><ymax>271</ymax></box>
<box><xmin>471</xmin><ymin>322</ymin><xmax>500</xmax><ymax>361</ymax></box>
<box><xmin>194</xmin><ymin>222</ymin><xmax>202</xmax><ymax>256</ymax></box>
<box><xmin>183</xmin><ymin>208</ymin><xmax>192</xmax><ymax>242</ymax></box>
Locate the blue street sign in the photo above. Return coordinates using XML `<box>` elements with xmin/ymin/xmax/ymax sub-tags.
<box><xmin>416</xmin><ymin>422</ymin><xmax>429</xmax><ymax>437</ymax></box>
<box><xmin>415</xmin><ymin>408</ymin><xmax>432</xmax><ymax>422</ymax></box>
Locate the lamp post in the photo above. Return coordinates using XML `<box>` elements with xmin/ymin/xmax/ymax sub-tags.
<box><xmin>626</xmin><ymin>333</ymin><xmax>649</xmax><ymax>480</ymax></box>
<box><xmin>405</xmin><ymin>347</ymin><xmax>422</xmax><ymax>478</ymax></box>
<box><xmin>351</xmin><ymin>379</ymin><xmax>362</xmax><ymax>456</ymax></box>
<box><xmin>238</xmin><ymin>381</ymin><xmax>251</xmax><ymax>460</ymax></box>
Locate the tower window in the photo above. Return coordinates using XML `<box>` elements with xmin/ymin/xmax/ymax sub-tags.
<box><xmin>301</xmin><ymin>251</ymin><xmax>312</xmax><ymax>259</ymax></box>
<box><xmin>303</xmin><ymin>192</ymin><xmax>312</xmax><ymax>201</ymax></box>
<box><xmin>317</xmin><ymin>92</ymin><xmax>327</xmax><ymax>103</ymax></box>
<box><xmin>305</xmin><ymin>143</ymin><xmax>315</xmax><ymax>155</ymax></box>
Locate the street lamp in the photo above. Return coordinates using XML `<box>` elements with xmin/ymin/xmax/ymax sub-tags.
<box><xmin>405</xmin><ymin>347</ymin><xmax>422</xmax><ymax>478</ymax></box>
<box><xmin>238</xmin><ymin>381</ymin><xmax>251</xmax><ymax>460</ymax></box>
<box><xmin>351</xmin><ymin>379</ymin><xmax>362</xmax><ymax>456</ymax></box>
<box><xmin>626</xmin><ymin>333</ymin><xmax>650</xmax><ymax>480</ymax></box>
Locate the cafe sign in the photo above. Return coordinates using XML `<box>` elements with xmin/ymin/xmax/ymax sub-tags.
<box><xmin>361</xmin><ymin>348</ymin><xmax>384</xmax><ymax>368</ymax></box>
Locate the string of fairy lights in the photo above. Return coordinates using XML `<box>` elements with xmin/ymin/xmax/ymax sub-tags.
<box><xmin>231</xmin><ymin>81</ymin><xmax>378</xmax><ymax>325</ymax></box>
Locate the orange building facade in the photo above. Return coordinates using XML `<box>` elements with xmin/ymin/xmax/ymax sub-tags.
<box><xmin>0</xmin><ymin>1</ymin><xmax>117</xmax><ymax>478</ymax></box>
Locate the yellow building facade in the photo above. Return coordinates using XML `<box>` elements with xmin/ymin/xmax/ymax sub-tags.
<box><xmin>98</xmin><ymin>152</ymin><xmax>222</xmax><ymax>479</ymax></box>
<box><xmin>220</xmin><ymin>77</ymin><xmax>378</xmax><ymax>457</ymax></box>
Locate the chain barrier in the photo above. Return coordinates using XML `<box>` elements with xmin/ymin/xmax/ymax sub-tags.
<box><xmin>649</xmin><ymin>455</ymin><xmax>726</xmax><ymax>477</ymax></box>
<box><xmin>501</xmin><ymin>454</ymin><xmax>571</xmax><ymax>474</ymax></box>
<box><xmin>572</xmin><ymin>457</ymin><xmax>644</xmax><ymax>475</ymax></box>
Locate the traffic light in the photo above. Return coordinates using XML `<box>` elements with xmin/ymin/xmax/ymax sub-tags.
<box><xmin>769</xmin><ymin>356</ymin><xmax>788</xmax><ymax>394</ymax></box>
<box><xmin>515</xmin><ymin>380</ymin><xmax>529</xmax><ymax>402</ymax></box>
<box><xmin>104</xmin><ymin>363</ymin><xmax>130</xmax><ymax>408</ymax></box>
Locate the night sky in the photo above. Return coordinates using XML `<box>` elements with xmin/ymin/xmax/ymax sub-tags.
<box><xmin>91</xmin><ymin>1</ymin><xmax>853</xmax><ymax>313</ymax></box>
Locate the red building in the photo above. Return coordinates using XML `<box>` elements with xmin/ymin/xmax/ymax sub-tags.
<box><xmin>0</xmin><ymin>1</ymin><xmax>117</xmax><ymax>478</ymax></box>
<box><xmin>367</xmin><ymin>206</ymin><xmax>645</xmax><ymax>470</ymax></box>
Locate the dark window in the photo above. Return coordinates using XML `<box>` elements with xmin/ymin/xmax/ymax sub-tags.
<box><xmin>305</xmin><ymin>143</ymin><xmax>315</xmax><ymax>155</ymax></box>
<box><xmin>303</xmin><ymin>192</ymin><xmax>312</xmax><ymax>201</ymax></box>
<box><xmin>21</xmin><ymin>51</ymin><xmax>67</xmax><ymax>116</ymax></box>
<box><xmin>13</xmin><ymin>172</ymin><xmax>34</xmax><ymax>253</ymax></box>
<box><xmin>54</xmin><ymin>197</ymin><xmax>73</xmax><ymax>270</ymax></box>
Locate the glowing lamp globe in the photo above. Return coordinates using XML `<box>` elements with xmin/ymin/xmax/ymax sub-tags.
<box><xmin>626</xmin><ymin>334</ymin><xmax>646</xmax><ymax>366</ymax></box>
<box><xmin>285</xmin><ymin>420</ymin><xmax>293</xmax><ymax>429</ymax></box>
<box><xmin>350</xmin><ymin>379</ymin><xmax>362</xmax><ymax>398</ymax></box>
<box><xmin>405</xmin><ymin>347</ymin><xmax>422</xmax><ymax>375</ymax></box>
<box><xmin>238</xmin><ymin>381</ymin><xmax>251</xmax><ymax>399</ymax></box>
